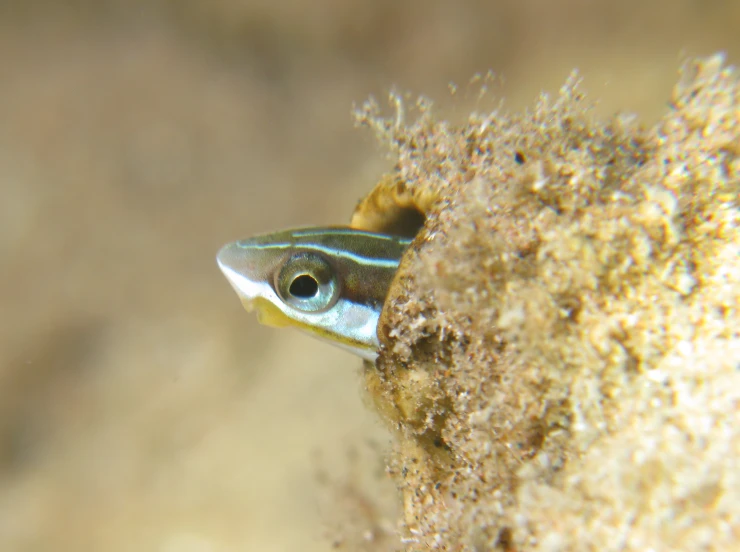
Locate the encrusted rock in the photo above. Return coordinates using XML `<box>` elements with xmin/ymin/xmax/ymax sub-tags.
<box><xmin>352</xmin><ymin>55</ymin><xmax>740</xmax><ymax>551</ymax></box>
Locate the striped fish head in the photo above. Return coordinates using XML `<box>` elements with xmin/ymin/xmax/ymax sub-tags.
<box><xmin>217</xmin><ymin>227</ymin><xmax>410</xmax><ymax>360</ymax></box>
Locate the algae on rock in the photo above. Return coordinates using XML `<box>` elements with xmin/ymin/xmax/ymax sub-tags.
<box><xmin>352</xmin><ymin>55</ymin><xmax>740</xmax><ymax>551</ymax></box>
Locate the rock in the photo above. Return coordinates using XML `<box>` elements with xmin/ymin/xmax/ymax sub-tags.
<box><xmin>353</xmin><ymin>55</ymin><xmax>740</xmax><ymax>551</ymax></box>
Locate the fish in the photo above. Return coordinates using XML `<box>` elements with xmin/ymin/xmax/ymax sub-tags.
<box><xmin>216</xmin><ymin>227</ymin><xmax>411</xmax><ymax>360</ymax></box>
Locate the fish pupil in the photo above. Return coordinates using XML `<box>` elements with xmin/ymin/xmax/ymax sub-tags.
<box><xmin>289</xmin><ymin>274</ymin><xmax>319</xmax><ymax>298</ymax></box>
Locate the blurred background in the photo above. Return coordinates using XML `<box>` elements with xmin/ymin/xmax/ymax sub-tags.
<box><xmin>0</xmin><ymin>1</ymin><xmax>738</xmax><ymax>550</ymax></box>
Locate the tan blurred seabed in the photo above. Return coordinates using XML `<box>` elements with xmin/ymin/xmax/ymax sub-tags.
<box><xmin>0</xmin><ymin>1</ymin><xmax>738</xmax><ymax>550</ymax></box>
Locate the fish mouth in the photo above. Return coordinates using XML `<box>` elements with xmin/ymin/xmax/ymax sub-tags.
<box><xmin>217</xmin><ymin>242</ymin><xmax>292</xmax><ymax>328</ymax></box>
<box><xmin>216</xmin><ymin>243</ymin><xmax>241</xmax><ymax>278</ymax></box>
<box><xmin>216</xmin><ymin>243</ymin><xmax>265</xmax><ymax>300</ymax></box>
<box><xmin>244</xmin><ymin>296</ymin><xmax>291</xmax><ymax>328</ymax></box>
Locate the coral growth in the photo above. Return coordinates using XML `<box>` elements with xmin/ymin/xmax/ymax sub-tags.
<box><xmin>355</xmin><ymin>55</ymin><xmax>740</xmax><ymax>551</ymax></box>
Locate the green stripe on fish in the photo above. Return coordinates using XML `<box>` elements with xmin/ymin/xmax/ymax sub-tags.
<box><xmin>217</xmin><ymin>227</ymin><xmax>411</xmax><ymax>360</ymax></box>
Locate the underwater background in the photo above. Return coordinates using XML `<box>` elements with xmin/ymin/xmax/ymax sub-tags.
<box><xmin>1</xmin><ymin>1</ymin><xmax>738</xmax><ymax>550</ymax></box>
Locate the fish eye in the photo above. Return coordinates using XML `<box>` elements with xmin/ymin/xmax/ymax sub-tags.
<box><xmin>289</xmin><ymin>274</ymin><xmax>319</xmax><ymax>298</ymax></box>
<box><xmin>276</xmin><ymin>252</ymin><xmax>339</xmax><ymax>313</ymax></box>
